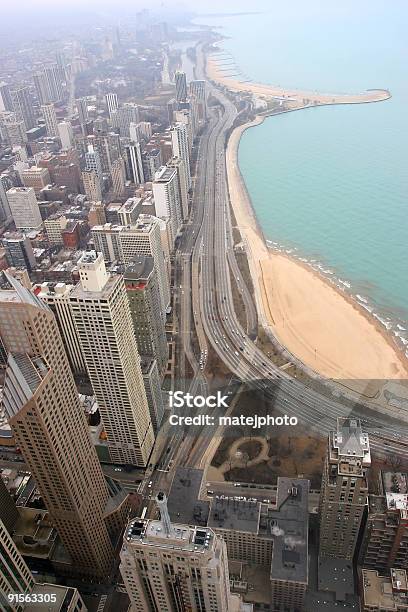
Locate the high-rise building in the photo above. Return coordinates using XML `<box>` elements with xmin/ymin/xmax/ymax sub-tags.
<box><xmin>360</xmin><ymin>568</ymin><xmax>408</xmax><ymax>612</ymax></box>
<box><xmin>105</xmin><ymin>92</ymin><xmax>118</xmax><ymax>117</ymax></box>
<box><xmin>319</xmin><ymin>417</ymin><xmax>371</xmax><ymax>560</ymax></box>
<box><xmin>57</xmin><ymin>120</ymin><xmax>74</xmax><ymax>149</ymax></box>
<box><xmin>3</xmin><ymin>119</ymin><xmax>27</xmax><ymax>147</ymax></box>
<box><xmin>43</xmin><ymin>63</ymin><xmax>63</xmax><ymax>102</ymax></box>
<box><xmin>171</xmin><ymin>121</ymin><xmax>191</xmax><ymax>191</ymax></box>
<box><xmin>120</xmin><ymin>492</ymin><xmax>244</xmax><ymax>612</ymax></box>
<box><xmin>0</xmin><ymin>82</ymin><xmax>13</xmax><ymax>112</ymax></box>
<box><xmin>174</xmin><ymin>70</ymin><xmax>188</xmax><ymax>102</ymax></box>
<box><xmin>124</xmin><ymin>255</ymin><xmax>168</xmax><ymax>375</ymax></box>
<box><xmin>142</xmin><ymin>148</ymin><xmax>162</xmax><ymax>182</ymax></box>
<box><xmin>82</xmin><ymin>169</ymin><xmax>102</xmax><ymax>201</ymax></box>
<box><xmin>0</xmin><ymin>476</ymin><xmax>19</xmax><ymax>533</ymax></box>
<box><xmin>20</xmin><ymin>166</ymin><xmax>51</xmax><ymax>194</ymax></box>
<box><xmin>41</xmin><ymin>103</ymin><xmax>58</xmax><ymax>137</ymax></box>
<box><xmin>69</xmin><ymin>251</ymin><xmax>154</xmax><ymax>466</ymax></box>
<box><xmin>167</xmin><ymin>156</ymin><xmax>188</xmax><ymax>220</ymax></box>
<box><xmin>88</xmin><ymin>201</ymin><xmax>106</xmax><ymax>227</ymax></box>
<box><xmin>360</xmin><ymin>470</ymin><xmax>408</xmax><ymax>571</ymax></box>
<box><xmin>190</xmin><ymin>80</ymin><xmax>207</xmax><ymax>122</ymax></box>
<box><xmin>76</xmin><ymin>97</ymin><xmax>88</xmax><ymax>130</ymax></box>
<box><xmin>33</xmin><ymin>71</ymin><xmax>50</xmax><ymax>105</ymax></box>
<box><xmin>125</xmin><ymin>142</ymin><xmax>144</xmax><ymax>185</ymax></box>
<box><xmin>2</xmin><ymin>232</ymin><xmax>35</xmax><ymax>271</ymax></box>
<box><xmin>112</xmin><ymin>103</ymin><xmax>140</xmax><ymax>137</ymax></box>
<box><xmin>167</xmin><ymin>98</ymin><xmax>178</xmax><ymax>126</ymax></box>
<box><xmin>111</xmin><ymin>157</ymin><xmax>126</xmax><ymax>196</ymax></box>
<box><xmin>152</xmin><ymin>166</ymin><xmax>182</xmax><ymax>243</ymax></box>
<box><xmin>0</xmin><ymin>274</ymin><xmax>115</xmax><ymax>579</ymax></box>
<box><xmin>6</xmin><ymin>187</ymin><xmax>42</xmax><ymax>230</ymax></box>
<box><xmin>120</xmin><ymin>216</ymin><xmax>170</xmax><ymax>312</ymax></box>
<box><xmin>34</xmin><ymin>282</ymin><xmax>87</xmax><ymax>378</ymax></box>
<box><xmin>140</xmin><ymin>357</ymin><xmax>165</xmax><ymax>433</ymax></box>
<box><xmin>11</xmin><ymin>87</ymin><xmax>36</xmax><ymax>131</ymax></box>
<box><xmin>91</xmin><ymin>217</ymin><xmax>170</xmax><ymax>313</ymax></box>
<box><xmin>0</xmin><ymin>519</ymin><xmax>34</xmax><ymax>611</ymax></box>
<box><xmin>0</xmin><ymin>177</ymin><xmax>12</xmax><ymax>223</ymax></box>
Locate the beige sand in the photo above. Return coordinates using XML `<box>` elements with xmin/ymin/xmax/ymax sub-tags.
<box><xmin>208</xmin><ymin>55</ymin><xmax>390</xmax><ymax>106</ymax></box>
<box><xmin>227</xmin><ymin>119</ymin><xmax>408</xmax><ymax>382</ymax></box>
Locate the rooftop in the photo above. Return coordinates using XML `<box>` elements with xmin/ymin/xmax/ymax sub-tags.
<box><xmin>124</xmin><ymin>255</ymin><xmax>154</xmax><ymax>283</ymax></box>
<box><xmin>208</xmin><ymin>496</ymin><xmax>260</xmax><ymax>534</ymax></box>
<box><xmin>125</xmin><ymin>517</ymin><xmax>215</xmax><ymax>554</ymax></box>
<box><xmin>332</xmin><ymin>417</ymin><xmax>370</xmax><ymax>460</ymax></box>
<box><xmin>168</xmin><ymin>467</ymin><xmax>209</xmax><ymax>527</ymax></box>
<box><xmin>362</xmin><ymin>569</ymin><xmax>408</xmax><ymax>610</ymax></box>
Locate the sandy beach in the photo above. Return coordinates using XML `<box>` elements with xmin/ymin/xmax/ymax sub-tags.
<box><xmin>207</xmin><ymin>54</ymin><xmax>390</xmax><ymax>107</ymax></box>
<box><xmin>226</xmin><ymin>118</ymin><xmax>408</xmax><ymax>383</ymax></box>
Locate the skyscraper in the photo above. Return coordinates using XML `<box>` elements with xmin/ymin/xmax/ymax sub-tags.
<box><xmin>167</xmin><ymin>156</ymin><xmax>188</xmax><ymax>220</ymax></box>
<box><xmin>125</xmin><ymin>142</ymin><xmax>144</xmax><ymax>185</ymax></box>
<box><xmin>152</xmin><ymin>166</ymin><xmax>183</xmax><ymax>243</ymax></box>
<box><xmin>57</xmin><ymin>120</ymin><xmax>74</xmax><ymax>149</ymax></box>
<box><xmin>2</xmin><ymin>232</ymin><xmax>35</xmax><ymax>271</ymax></box>
<box><xmin>174</xmin><ymin>70</ymin><xmax>188</xmax><ymax>102</ymax></box>
<box><xmin>69</xmin><ymin>252</ymin><xmax>154</xmax><ymax>466</ymax></box>
<box><xmin>0</xmin><ymin>519</ymin><xmax>34</xmax><ymax>611</ymax></box>
<box><xmin>190</xmin><ymin>79</ymin><xmax>207</xmax><ymax>122</ymax></box>
<box><xmin>124</xmin><ymin>255</ymin><xmax>168</xmax><ymax>375</ymax></box>
<box><xmin>33</xmin><ymin>71</ymin><xmax>50</xmax><ymax>106</ymax></box>
<box><xmin>120</xmin><ymin>493</ymin><xmax>244</xmax><ymax>612</ymax></box>
<box><xmin>82</xmin><ymin>169</ymin><xmax>102</xmax><ymax>201</ymax></box>
<box><xmin>171</xmin><ymin>121</ymin><xmax>191</xmax><ymax>192</ymax></box>
<box><xmin>43</xmin><ymin>63</ymin><xmax>63</xmax><ymax>102</ymax></box>
<box><xmin>76</xmin><ymin>97</ymin><xmax>89</xmax><ymax>131</ymax></box>
<box><xmin>6</xmin><ymin>187</ymin><xmax>42</xmax><ymax>231</ymax></box>
<box><xmin>0</xmin><ymin>176</ymin><xmax>12</xmax><ymax>223</ymax></box>
<box><xmin>0</xmin><ymin>82</ymin><xmax>13</xmax><ymax>112</ymax></box>
<box><xmin>11</xmin><ymin>86</ymin><xmax>36</xmax><ymax>131</ymax></box>
<box><xmin>41</xmin><ymin>103</ymin><xmax>58</xmax><ymax>137</ymax></box>
<box><xmin>111</xmin><ymin>157</ymin><xmax>126</xmax><ymax>195</ymax></box>
<box><xmin>105</xmin><ymin>92</ymin><xmax>118</xmax><ymax>117</ymax></box>
<box><xmin>111</xmin><ymin>103</ymin><xmax>140</xmax><ymax>137</ymax></box>
<box><xmin>319</xmin><ymin>417</ymin><xmax>371</xmax><ymax>560</ymax></box>
<box><xmin>0</xmin><ymin>273</ymin><xmax>115</xmax><ymax>579</ymax></box>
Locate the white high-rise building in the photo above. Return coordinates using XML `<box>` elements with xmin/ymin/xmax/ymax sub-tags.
<box><xmin>6</xmin><ymin>187</ymin><xmax>42</xmax><ymax>230</ymax></box>
<box><xmin>105</xmin><ymin>92</ymin><xmax>118</xmax><ymax>117</ymax></box>
<box><xmin>125</xmin><ymin>143</ymin><xmax>144</xmax><ymax>185</ymax></box>
<box><xmin>152</xmin><ymin>166</ymin><xmax>183</xmax><ymax>243</ymax></box>
<box><xmin>111</xmin><ymin>157</ymin><xmax>126</xmax><ymax>196</ymax></box>
<box><xmin>167</xmin><ymin>156</ymin><xmax>188</xmax><ymax>220</ymax></box>
<box><xmin>70</xmin><ymin>251</ymin><xmax>154</xmax><ymax>466</ymax></box>
<box><xmin>82</xmin><ymin>169</ymin><xmax>102</xmax><ymax>202</ymax></box>
<box><xmin>171</xmin><ymin>120</ymin><xmax>192</xmax><ymax>185</ymax></box>
<box><xmin>57</xmin><ymin>120</ymin><xmax>74</xmax><ymax>149</ymax></box>
<box><xmin>41</xmin><ymin>102</ymin><xmax>58</xmax><ymax>137</ymax></box>
<box><xmin>120</xmin><ymin>493</ymin><xmax>246</xmax><ymax>612</ymax></box>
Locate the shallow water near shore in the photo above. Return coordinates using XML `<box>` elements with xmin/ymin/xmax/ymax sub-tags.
<box><xmin>195</xmin><ymin>0</ymin><xmax>408</xmax><ymax>350</ymax></box>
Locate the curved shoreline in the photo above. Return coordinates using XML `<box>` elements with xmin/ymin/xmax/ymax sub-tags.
<box><xmin>223</xmin><ymin>93</ymin><xmax>408</xmax><ymax>382</ymax></box>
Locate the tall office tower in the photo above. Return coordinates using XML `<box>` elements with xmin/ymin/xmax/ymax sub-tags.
<box><xmin>125</xmin><ymin>142</ymin><xmax>144</xmax><ymax>185</ymax></box>
<box><xmin>33</xmin><ymin>71</ymin><xmax>50</xmax><ymax>105</ymax></box>
<box><xmin>112</xmin><ymin>103</ymin><xmax>140</xmax><ymax>137</ymax></box>
<box><xmin>70</xmin><ymin>252</ymin><xmax>154</xmax><ymax>466</ymax></box>
<box><xmin>20</xmin><ymin>166</ymin><xmax>51</xmax><ymax>194</ymax></box>
<box><xmin>129</xmin><ymin>121</ymin><xmax>141</xmax><ymax>144</ymax></box>
<box><xmin>85</xmin><ymin>143</ymin><xmax>103</xmax><ymax>176</ymax></box>
<box><xmin>120</xmin><ymin>216</ymin><xmax>171</xmax><ymax>313</ymax></box>
<box><xmin>0</xmin><ymin>519</ymin><xmax>34</xmax><ymax>611</ymax></box>
<box><xmin>142</xmin><ymin>148</ymin><xmax>162</xmax><ymax>182</ymax></box>
<box><xmin>171</xmin><ymin>121</ymin><xmax>191</xmax><ymax>189</ymax></box>
<box><xmin>0</xmin><ymin>82</ymin><xmax>13</xmax><ymax>112</ymax></box>
<box><xmin>0</xmin><ymin>175</ymin><xmax>12</xmax><ymax>223</ymax></box>
<box><xmin>91</xmin><ymin>223</ymin><xmax>122</xmax><ymax>263</ymax></box>
<box><xmin>319</xmin><ymin>417</ymin><xmax>371</xmax><ymax>560</ymax></box>
<box><xmin>167</xmin><ymin>156</ymin><xmax>188</xmax><ymax>220</ymax></box>
<box><xmin>57</xmin><ymin>120</ymin><xmax>74</xmax><ymax>149</ymax></box>
<box><xmin>88</xmin><ymin>201</ymin><xmax>106</xmax><ymax>227</ymax></box>
<box><xmin>152</xmin><ymin>166</ymin><xmax>183</xmax><ymax>244</ymax></box>
<box><xmin>111</xmin><ymin>156</ymin><xmax>126</xmax><ymax>196</ymax></box>
<box><xmin>87</xmin><ymin>134</ymin><xmax>111</xmax><ymax>173</ymax></box>
<box><xmin>167</xmin><ymin>98</ymin><xmax>178</xmax><ymax>126</ymax></box>
<box><xmin>11</xmin><ymin>87</ymin><xmax>36</xmax><ymax>131</ymax></box>
<box><xmin>124</xmin><ymin>256</ymin><xmax>168</xmax><ymax>375</ymax></box>
<box><xmin>6</xmin><ymin>187</ymin><xmax>42</xmax><ymax>231</ymax></box>
<box><xmin>360</xmin><ymin>568</ymin><xmax>408</xmax><ymax>612</ymax></box>
<box><xmin>4</xmin><ymin>119</ymin><xmax>27</xmax><ymax>147</ymax></box>
<box><xmin>173</xmin><ymin>110</ymin><xmax>194</xmax><ymax>156</ymax></box>
<box><xmin>0</xmin><ymin>274</ymin><xmax>115</xmax><ymax>579</ymax></box>
<box><xmin>82</xmin><ymin>169</ymin><xmax>102</xmax><ymax>202</ymax></box>
<box><xmin>2</xmin><ymin>232</ymin><xmax>35</xmax><ymax>270</ymax></box>
<box><xmin>44</xmin><ymin>63</ymin><xmax>63</xmax><ymax>102</ymax></box>
<box><xmin>0</xmin><ymin>475</ymin><xmax>19</xmax><ymax>533</ymax></box>
<box><xmin>41</xmin><ymin>103</ymin><xmax>58</xmax><ymax>137</ymax></box>
<box><xmin>118</xmin><ymin>198</ymin><xmax>140</xmax><ymax>226</ymax></box>
<box><xmin>190</xmin><ymin>79</ymin><xmax>207</xmax><ymax>121</ymax></box>
<box><xmin>76</xmin><ymin>97</ymin><xmax>88</xmax><ymax>130</ymax></box>
<box><xmin>174</xmin><ymin>70</ymin><xmax>188</xmax><ymax>102</ymax></box>
<box><xmin>105</xmin><ymin>92</ymin><xmax>118</xmax><ymax>117</ymax></box>
<box><xmin>120</xmin><ymin>493</ymin><xmax>244</xmax><ymax>612</ymax></box>
<box><xmin>140</xmin><ymin>357</ymin><xmax>165</xmax><ymax>433</ymax></box>
<box><xmin>360</xmin><ymin>470</ymin><xmax>408</xmax><ymax>571</ymax></box>
<box><xmin>34</xmin><ymin>282</ymin><xmax>87</xmax><ymax>378</ymax></box>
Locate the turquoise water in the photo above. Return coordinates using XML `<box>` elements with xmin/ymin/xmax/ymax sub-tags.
<box><xmin>195</xmin><ymin>1</ymin><xmax>408</xmax><ymax>350</ymax></box>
